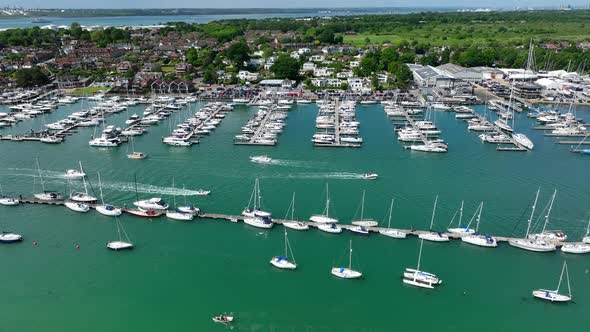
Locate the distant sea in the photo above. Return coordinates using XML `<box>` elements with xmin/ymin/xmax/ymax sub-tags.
<box><xmin>0</xmin><ymin>7</ymin><xmax>463</xmax><ymax>29</ymax></box>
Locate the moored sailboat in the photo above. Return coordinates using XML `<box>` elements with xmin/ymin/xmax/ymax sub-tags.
<box><xmin>508</xmin><ymin>189</ymin><xmax>556</xmax><ymax>252</ymax></box>
<box><xmin>242</xmin><ymin>178</ymin><xmax>272</xmax><ymax>218</ymax></box>
<box><xmin>532</xmin><ymin>261</ymin><xmax>572</xmax><ymax>302</ymax></box>
<box><xmin>95</xmin><ymin>172</ymin><xmax>122</xmax><ymax>216</ymax></box>
<box><xmin>270</xmin><ymin>228</ymin><xmax>297</xmax><ymax>270</ymax></box>
<box><xmin>310</xmin><ymin>183</ymin><xmax>338</xmax><ymax>224</ymax></box>
<box><xmin>561</xmin><ymin>217</ymin><xmax>590</xmax><ymax>254</ymax></box>
<box><xmin>418</xmin><ymin>195</ymin><xmax>450</xmax><ymax>242</ymax></box>
<box><xmin>461</xmin><ymin>202</ymin><xmax>498</xmax><ymax>247</ymax></box>
<box><xmin>107</xmin><ymin>217</ymin><xmax>134</xmax><ymax>251</ymax></box>
<box><xmin>282</xmin><ymin>193</ymin><xmax>309</xmax><ymax>231</ymax></box>
<box><xmin>331</xmin><ymin>240</ymin><xmax>362</xmax><ymax>279</ymax></box>
<box><xmin>402</xmin><ymin>239</ymin><xmax>442</xmax><ymax>289</ymax></box>
<box><xmin>379</xmin><ymin>198</ymin><xmax>406</xmax><ymax>239</ymax></box>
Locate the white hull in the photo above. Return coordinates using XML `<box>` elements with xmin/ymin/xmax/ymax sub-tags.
<box><xmin>166</xmin><ymin>211</ymin><xmax>194</xmax><ymax>221</ymax></box>
<box><xmin>349</xmin><ymin>226</ymin><xmax>370</xmax><ymax>235</ymax></box>
<box><xmin>282</xmin><ymin>222</ymin><xmax>309</xmax><ymax>231</ymax></box>
<box><xmin>447</xmin><ymin>228</ymin><xmax>475</xmax><ymax>235</ymax></box>
<box><xmin>65</xmin><ymin>201</ymin><xmax>90</xmax><ymax>213</ymax></box>
<box><xmin>461</xmin><ymin>235</ymin><xmax>497</xmax><ymax>247</ymax></box>
<box><xmin>561</xmin><ymin>243</ymin><xmax>590</xmax><ymax>254</ymax></box>
<box><xmin>379</xmin><ymin>229</ymin><xmax>406</xmax><ymax>239</ymax></box>
<box><xmin>0</xmin><ymin>233</ymin><xmax>23</xmax><ymax>242</ymax></box>
<box><xmin>134</xmin><ymin>198</ymin><xmax>169</xmax><ymax>210</ymax></box>
<box><xmin>419</xmin><ymin>232</ymin><xmax>450</xmax><ymax>242</ymax></box>
<box><xmin>107</xmin><ymin>241</ymin><xmax>134</xmax><ymax>251</ymax></box>
<box><xmin>508</xmin><ymin>239</ymin><xmax>556</xmax><ymax>252</ymax></box>
<box><xmin>317</xmin><ymin>224</ymin><xmax>342</xmax><ymax>233</ymax></box>
<box><xmin>310</xmin><ymin>215</ymin><xmax>338</xmax><ymax>224</ymax></box>
<box><xmin>402</xmin><ymin>278</ymin><xmax>434</xmax><ymax>289</ymax></box>
<box><xmin>331</xmin><ymin>267</ymin><xmax>362</xmax><ymax>279</ymax></box>
<box><xmin>243</xmin><ymin>217</ymin><xmax>274</xmax><ymax>229</ymax></box>
<box><xmin>532</xmin><ymin>290</ymin><xmax>571</xmax><ymax>302</ymax></box>
<box><xmin>0</xmin><ymin>197</ymin><xmax>19</xmax><ymax>206</ymax></box>
<box><xmin>95</xmin><ymin>205</ymin><xmax>122</xmax><ymax>216</ymax></box>
<box><xmin>270</xmin><ymin>257</ymin><xmax>297</xmax><ymax>269</ymax></box>
<box><xmin>351</xmin><ymin>220</ymin><xmax>378</xmax><ymax>227</ymax></box>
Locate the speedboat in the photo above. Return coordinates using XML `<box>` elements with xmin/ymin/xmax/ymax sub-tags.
<box><xmin>0</xmin><ymin>232</ymin><xmax>23</xmax><ymax>243</ymax></box>
<box><xmin>270</xmin><ymin>256</ymin><xmax>297</xmax><ymax>269</ymax></box>
<box><xmin>317</xmin><ymin>223</ymin><xmax>342</xmax><ymax>234</ymax></box>
<box><xmin>195</xmin><ymin>190</ymin><xmax>210</xmax><ymax>196</ymax></box>
<box><xmin>212</xmin><ymin>315</ymin><xmax>234</xmax><ymax>324</ymax></box>
<box><xmin>64</xmin><ymin>169</ymin><xmax>85</xmax><ymax>180</ymax></box>
<box><xmin>166</xmin><ymin>210</ymin><xmax>194</xmax><ymax>221</ymax></box>
<box><xmin>361</xmin><ymin>173</ymin><xmax>378</xmax><ymax>180</ymax></box>
<box><xmin>96</xmin><ymin>204</ymin><xmax>122</xmax><ymax>216</ymax></box>
<box><xmin>282</xmin><ymin>221</ymin><xmax>309</xmax><ymax>231</ymax></box>
<box><xmin>106</xmin><ymin>241</ymin><xmax>134</xmax><ymax>251</ymax></box>
<box><xmin>243</xmin><ymin>216</ymin><xmax>274</xmax><ymax>229</ymax></box>
<box><xmin>34</xmin><ymin>191</ymin><xmax>63</xmax><ymax>201</ymax></box>
<box><xmin>127</xmin><ymin>152</ymin><xmax>147</xmax><ymax>160</ymax></box>
<box><xmin>0</xmin><ymin>197</ymin><xmax>19</xmax><ymax>206</ymax></box>
<box><xmin>133</xmin><ymin>198</ymin><xmax>169</xmax><ymax>210</ymax></box>
<box><xmin>512</xmin><ymin>133</ymin><xmax>534</xmax><ymax>150</ymax></box>
<box><xmin>250</xmin><ymin>155</ymin><xmax>273</xmax><ymax>164</ymax></box>
<box><xmin>65</xmin><ymin>201</ymin><xmax>90</xmax><ymax>213</ymax></box>
<box><xmin>349</xmin><ymin>225</ymin><xmax>370</xmax><ymax>236</ymax></box>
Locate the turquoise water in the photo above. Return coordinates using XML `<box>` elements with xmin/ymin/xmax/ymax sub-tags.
<box><xmin>0</xmin><ymin>101</ymin><xmax>589</xmax><ymax>331</ymax></box>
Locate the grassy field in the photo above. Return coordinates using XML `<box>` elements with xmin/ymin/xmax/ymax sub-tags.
<box><xmin>161</xmin><ymin>66</ymin><xmax>175</xmax><ymax>72</ymax></box>
<box><xmin>70</xmin><ymin>86</ymin><xmax>109</xmax><ymax>95</ymax></box>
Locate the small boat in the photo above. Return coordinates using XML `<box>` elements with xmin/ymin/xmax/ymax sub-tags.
<box><xmin>250</xmin><ymin>155</ymin><xmax>273</xmax><ymax>164</ymax></box>
<box><xmin>379</xmin><ymin>198</ymin><xmax>406</xmax><ymax>239</ymax></box>
<box><xmin>317</xmin><ymin>223</ymin><xmax>342</xmax><ymax>234</ymax></box>
<box><xmin>270</xmin><ymin>229</ymin><xmax>297</xmax><ymax>270</ymax></box>
<box><xmin>64</xmin><ymin>164</ymin><xmax>86</xmax><ymax>180</ymax></box>
<box><xmin>127</xmin><ymin>136</ymin><xmax>147</xmax><ymax>159</ymax></box>
<box><xmin>166</xmin><ymin>210</ymin><xmax>194</xmax><ymax>221</ymax></box>
<box><xmin>0</xmin><ymin>232</ymin><xmax>23</xmax><ymax>243</ymax></box>
<box><xmin>282</xmin><ymin>193</ymin><xmax>309</xmax><ymax>231</ymax></box>
<box><xmin>310</xmin><ymin>184</ymin><xmax>339</xmax><ymax>224</ymax></box>
<box><xmin>195</xmin><ymin>190</ymin><xmax>210</xmax><ymax>196</ymax></box>
<box><xmin>107</xmin><ymin>218</ymin><xmax>133</xmax><ymax>251</ymax></box>
<box><xmin>512</xmin><ymin>133</ymin><xmax>534</xmax><ymax>150</ymax></box>
<box><xmin>126</xmin><ymin>209</ymin><xmax>163</xmax><ymax>218</ymax></box>
<box><xmin>361</xmin><ymin>173</ymin><xmax>378</xmax><ymax>180</ymax></box>
<box><xmin>331</xmin><ymin>240</ymin><xmax>362</xmax><ymax>279</ymax></box>
<box><xmin>212</xmin><ymin>314</ymin><xmax>234</xmax><ymax>324</ymax></box>
<box><xmin>418</xmin><ymin>196</ymin><xmax>450</xmax><ymax>242</ymax></box>
<box><xmin>133</xmin><ymin>197</ymin><xmax>169</xmax><ymax>210</ymax></box>
<box><xmin>402</xmin><ymin>239</ymin><xmax>442</xmax><ymax>289</ymax></box>
<box><xmin>532</xmin><ymin>261</ymin><xmax>572</xmax><ymax>302</ymax></box>
<box><xmin>65</xmin><ymin>201</ymin><xmax>90</xmax><ymax>213</ymax></box>
<box><xmin>243</xmin><ymin>216</ymin><xmax>274</xmax><ymax>229</ymax></box>
<box><xmin>177</xmin><ymin>205</ymin><xmax>200</xmax><ymax>215</ymax></box>
<box><xmin>40</xmin><ymin>136</ymin><xmax>63</xmax><ymax>144</ymax></box>
<box><xmin>0</xmin><ymin>185</ymin><xmax>19</xmax><ymax>206</ymax></box>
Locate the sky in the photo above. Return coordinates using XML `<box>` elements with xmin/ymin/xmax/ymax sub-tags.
<box><xmin>7</xmin><ymin>0</ymin><xmax>590</xmax><ymax>9</ymax></box>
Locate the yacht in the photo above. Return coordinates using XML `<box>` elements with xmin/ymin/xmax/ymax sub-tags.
<box><xmin>33</xmin><ymin>159</ymin><xmax>63</xmax><ymax>201</ymax></box>
<box><xmin>418</xmin><ymin>196</ymin><xmax>450</xmax><ymax>242</ymax></box>
<box><xmin>89</xmin><ymin>136</ymin><xmax>119</xmax><ymax>147</ymax></box>
<box><xmin>107</xmin><ymin>218</ymin><xmax>134</xmax><ymax>251</ymax></box>
<box><xmin>69</xmin><ymin>171</ymin><xmax>98</xmax><ymax>203</ymax></box>
<box><xmin>166</xmin><ymin>210</ymin><xmax>194</xmax><ymax>221</ymax></box>
<box><xmin>508</xmin><ymin>189</ymin><xmax>556</xmax><ymax>252</ymax></box>
<box><xmin>64</xmin><ymin>201</ymin><xmax>90</xmax><ymax>213</ymax></box>
<box><xmin>317</xmin><ymin>223</ymin><xmax>342</xmax><ymax>233</ymax></box>
<box><xmin>379</xmin><ymin>199</ymin><xmax>407</xmax><ymax>239</ymax></box>
<box><xmin>532</xmin><ymin>261</ymin><xmax>572</xmax><ymax>302</ymax></box>
<box><xmin>402</xmin><ymin>239</ymin><xmax>442</xmax><ymax>289</ymax></box>
<box><xmin>134</xmin><ymin>197</ymin><xmax>169</xmax><ymax>210</ymax></box>
<box><xmin>461</xmin><ymin>203</ymin><xmax>498</xmax><ymax>247</ymax></box>
<box><xmin>561</xmin><ymin>218</ymin><xmax>590</xmax><ymax>254</ymax></box>
<box><xmin>270</xmin><ymin>229</ymin><xmax>297</xmax><ymax>270</ymax></box>
<box><xmin>408</xmin><ymin>142</ymin><xmax>448</xmax><ymax>153</ymax></box>
<box><xmin>250</xmin><ymin>155</ymin><xmax>273</xmax><ymax>164</ymax></box>
<box><xmin>281</xmin><ymin>194</ymin><xmax>309</xmax><ymax>231</ymax></box>
<box><xmin>528</xmin><ymin>190</ymin><xmax>567</xmax><ymax>242</ymax></box>
<box><xmin>0</xmin><ymin>185</ymin><xmax>19</xmax><ymax>206</ymax></box>
<box><xmin>494</xmin><ymin>119</ymin><xmax>514</xmax><ymax>132</ymax></box>
<box><xmin>310</xmin><ymin>184</ymin><xmax>338</xmax><ymax>224</ymax></box>
<box><xmin>0</xmin><ymin>232</ymin><xmax>23</xmax><ymax>243</ymax></box>
<box><xmin>447</xmin><ymin>201</ymin><xmax>478</xmax><ymax>235</ymax></box>
<box><xmin>243</xmin><ymin>216</ymin><xmax>274</xmax><ymax>229</ymax></box>
<box><xmin>331</xmin><ymin>240</ymin><xmax>362</xmax><ymax>279</ymax></box>
<box><xmin>242</xmin><ymin>178</ymin><xmax>272</xmax><ymax>218</ymax></box>
<box><xmin>126</xmin><ymin>209</ymin><xmax>163</xmax><ymax>218</ymax></box>
<box><xmin>512</xmin><ymin>133</ymin><xmax>534</xmax><ymax>150</ymax></box>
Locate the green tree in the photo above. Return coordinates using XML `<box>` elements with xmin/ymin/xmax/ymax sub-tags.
<box><xmin>225</xmin><ymin>41</ymin><xmax>251</xmax><ymax>68</ymax></box>
<box><xmin>14</xmin><ymin>67</ymin><xmax>50</xmax><ymax>88</ymax></box>
<box><xmin>270</xmin><ymin>55</ymin><xmax>300</xmax><ymax>80</ymax></box>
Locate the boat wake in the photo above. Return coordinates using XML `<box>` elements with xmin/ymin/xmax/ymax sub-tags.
<box><xmin>262</xmin><ymin>172</ymin><xmax>367</xmax><ymax>180</ymax></box>
<box><xmin>262</xmin><ymin>159</ymin><xmax>315</xmax><ymax>168</ymax></box>
<box><xmin>100</xmin><ymin>181</ymin><xmax>207</xmax><ymax>196</ymax></box>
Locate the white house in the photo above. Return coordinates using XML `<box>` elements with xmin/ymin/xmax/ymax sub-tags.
<box><xmin>310</xmin><ymin>55</ymin><xmax>325</xmax><ymax>62</ymax></box>
<box><xmin>347</xmin><ymin>77</ymin><xmax>367</xmax><ymax>91</ymax></box>
<box><xmin>313</xmin><ymin>67</ymin><xmax>334</xmax><ymax>77</ymax></box>
<box><xmin>337</xmin><ymin>70</ymin><xmax>354</xmax><ymax>79</ymax></box>
<box><xmin>349</xmin><ymin>61</ymin><xmax>360</xmax><ymax>68</ymax></box>
<box><xmin>238</xmin><ymin>70</ymin><xmax>259</xmax><ymax>81</ymax></box>
<box><xmin>298</xmin><ymin>48</ymin><xmax>311</xmax><ymax>55</ymax></box>
<box><xmin>290</xmin><ymin>51</ymin><xmax>300</xmax><ymax>59</ymax></box>
<box><xmin>302</xmin><ymin>62</ymin><xmax>316</xmax><ymax>71</ymax></box>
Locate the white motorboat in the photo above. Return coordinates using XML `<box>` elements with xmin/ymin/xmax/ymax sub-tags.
<box><xmin>107</xmin><ymin>218</ymin><xmax>134</xmax><ymax>251</ymax></box>
<box><xmin>512</xmin><ymin>133</ymin><xmax>534</xmax><ymax>150</ymax></box>
<box><xmin>408</xmin><ymin>142</ymin><xmax>448</xmax><ymax>153</ymax></box>
<box><xmin>379</xmin><ymin>199</ymin><xmax>407</xmax><ymax>239</ymax></box>
<box><xmin>243</xmin><ymin>216</ymin><xmax>274</xmax><ymax>229</ymax></box>
<box><xmin>361</xmin><ymin>173</ymin><xmax>378</xmax><ymax>180</ymax></box>
<box><xmin>402</xmin><ymin>239</ymin><xmax>442</xmax><ymax>289</ymax></box>
<box><xmin>532</xmin><ymin>261</ymin><xmax>572</xmax><ymax>302</ymax></box>
<box><xmin>166</xmin><ymin>210</ymin><xmax>194</xmax><ymax>221</ymax></box>
<box><xmin>317</xmin><ymin>223</ymin><xmax>342</xmax><ymax>233</ymax></box>
<box><xmin>331</xmin><ymin>240</ymin><xmax>362</xmax><ymax>279</ymax></box>
<box><xmin>195</xmin><ymin>189</ymin><xmax>210</xmax><ymax>196</ymax></box>
<box><xmin>89</xmin><ymin>136</ymin><xmax>119</xmax><ymax>147</ymax></box>
<box><xmin>250</xmin><ymin>155</ymin><xmax>273</xmax><ymax>164</ymax></box>
<box><xmin>134</xmin><ymin>197</ymin><xmax>169</xmax><ymax>210</ymax></box>
<box><xmin>242</xmin><ymin>178</ymin><xmax>272</xmax><ymax>218</ymax></box>
<box><xmin>0</xmin><ymin>197</ymin><xmax>19</xmax><ymax>206</ymax></box>
<box><xmin>270</xmin><ymin>228</ymin><xmax>297</xmax><ymax>270</ymax></box>
<box><xmin>418</xmin><ymin>196</ymin><xmax>450</xmax><ymax>242</ymax></box>
<box><xmin>65</xmin><ymin>201</ymin><xmax>90</xmax><ymax>213</ymax></box>
<box><xmin>310</xmin><ymin>183</ymin><xmax>338</xmax><ymax>223</ymax></box>
<box><xmin>212</xmin><ymin>315</ymin><xmax>234</xmax><ymax>324</ymax></box>
<box><xmin>65</xmin><ymin>169</ymin><xmax>85</xmax><ymax>180</ymax></box>
<box><xmin>0</xmin><ymin>232</ymin><xmax>23</xmax><ymax>243</ymax></box>
<box><xmin>447</xmin><ymin>201</ymin><xmax>479</xmax><ymax>235</ymax></box>
<box><xmin>508</xmin><ymin>189</ymin><xmax>556</xmax><ymax>252</ymax></box>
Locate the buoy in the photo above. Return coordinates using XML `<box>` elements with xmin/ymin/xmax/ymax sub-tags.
<box><xmin>75</xmin><ymin>244</ymin><xmax>80</xmax><ymax>249</ymax></box>
<box><xmin>33</xmin><ymin>241</ymin><xmax>38</xmax><ymax>246</ymax></box>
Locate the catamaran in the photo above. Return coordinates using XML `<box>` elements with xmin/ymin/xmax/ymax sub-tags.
<box><xmin>379</xmin><ymin>198</ymin><xmax>406</xmax><ymax>239</ymax></box>
<box><xmin>270</xmin><ymin>228</ymin><xmax>297</xmax><ymax>270</ymax></box>
<box><xmin>528</xmin><ymin>190</ymin><xmax>567</xmax><ymax>241</ymax></box>
<box><xmin>331</xmin><ymin>240</ymin><xmax>362</xmax><ymax>279</ymax></box>
<box><xmin>508</xmin><ymin>189</ymin><xmax>556</xmax><ymax>252</ymax></box>
<box><xmin>107</xmin><ymin>217</ymin><xmax>134</xmax><ymax>251</ymax></box>
<box><xmin>95</xmin><ymin>172</ymin><xmax>122</xmax><ymax>216</ymax></box>
<box><xmin>532</xmin><ymin>261</ymin><xmax>572</xmax><ymax>302</ymax></box>
<box><xmin>419</xmin><ymin>195</ymin><xmax>450</xmax><ymax>242</ymax></box>
<box><xmin>447</xmin><ymin>201</ymin><xmax>475</xmax><ymax>235</ymax></box>
<box><xmin>242</xmin><ymin>178</ymin><xmax>272</xmax><ymax>218</ymax></box>
<box><xmin>461</xmin><ymin>202</ymin><xmax>498</xmax><ymax>247</ymax></box>
<box><xmin>402</xmin><ymin>239</ymin><xmax>442</xmax><ymax>289</ymax></box>
<box><xmin>310</xmin><ymin>184</ymin><xmax>338</xmax><ymax>224</ymax></box>
<box><xmin>561</xmin><ymin>217</ymin><xmax>590</xmax><ymax>254</ymax></box>
<box><xmin>282</xmin><ymin>193</ymin><xmax>309</xmax><ymax>231</ymax></box>
<box><xmin>33</xmin><ymin>158</ymin><xmax>64</xmax><ymax>201</ymax></box>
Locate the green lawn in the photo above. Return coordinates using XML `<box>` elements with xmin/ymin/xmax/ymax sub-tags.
<box><xmin>70</xmin><ymin>86</ymin><xmax>109</xmax><ymax>95</ymax></box>
<box><xmin>161</xmin><ymin>66</ymin><xmax>175</xmax><ymax>72</ymax></box>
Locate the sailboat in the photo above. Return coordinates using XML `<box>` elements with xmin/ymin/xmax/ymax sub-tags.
<box><xmin>33</xmin><ymin>158</ymin><xmax>64</xmax><ymax>201</ymax></box>
<box><xmin>532</xmin><ymin>261</ymin><xmax>572</xmax><ymax>302</ymax></box>
<box><xmin>351</xmin><ymin>190</ymin><xmax>378</xmax><ymax>227</ymax></box>
<box><xmin>447</xmin><ymin>201</ymin><xmax>476</xmax><ymax>235</ymax></box>
<box><xmin>95</xmin><ymin>172</ymin><xmax>122</xmax><ymax>216</ymax></box>
<box><xmin>418</xmin><ymin>195</ymin><xmax>450</xmax><ymax>242</ymax></box>
<box><xmin>176</xmin><ymin>185</ymin><xmax>200</xmax><ymax>215</ymax></box>
<box><xmin>107</xmin><ymin>217</ymin><xmax>134</xmax><ymax>251</ymax></box>
<box><xmin>461</xmin><ymin>202</ymin><xmax>497</xmax><ymax>247</ymax></box>
<box><xmin>166</xmin><ymin>178</ymin><xmax>193</xmax><ymax>221</ymax></box>
<box><xmin>69</xmin><ymin>162</ymin><xmax>97</xmax><ymax>203</ymax></box>
<box><xmin>282</xmin><ymin>193</ymin><xmax>309</xmax><ymax>231</ymax></box>
<box><xmin>379</xmin><ymin>198</ymin><xmax>406</xmax><ymax>239</ymax></box>
<box><xmin>310</xmin><ymin>183</ymin><xmax>338</xmax><ymax>224</ymax></box>
<box><xmin>331</xmin><ymin>240</ymin><xmax>362</xmax><ymax>279</ymax></box>
<box><xmin>127</xmin><ymin>175</ymin><xmax>164</xmax><ymax>217</ymax></box>
<box><xmin>528</xmin><ymin>189</ymin><xmax>567</xmax><ymax>241</ymax></box>
<box><xmin>494</xmin><ymin>82</ymin><xmax>515</xmax><ymax>132</ymax></box>
<box><xmin>127</xmin><ymin>136</ymin><xmax>147</xmax><ymax>159</ymax></box>
<box><xmin>561</xmin><ymin>217</ymin><xmax>590</xmax><ymax>254</ymax></box>
<box><xmin>0</xmin><ymin>201</ymin><xmax>23</xmax><ymax>243</ymax></box>
<box><xmin>402</xmin><ymin>239</ymin><xmax>442</xmax><ymax>289</ymax></box>
<box><xmin>270</xmin><ymin>228</ymin><xmax>297</xmax><ymax>269</ymax></box>
<box><xmin>0</xmin><ymin>184</ymin><xmax>19</xmax><ymax>206</ymax></box>
<box><xmin>508</xmin><ymin>189</ymin><xmax>556</xmax><ymax>252</ymax></box>
<box><xmin>242</xmin><ymin>178</ymin><xmax>271</xmax><ymax>218</ymax></box>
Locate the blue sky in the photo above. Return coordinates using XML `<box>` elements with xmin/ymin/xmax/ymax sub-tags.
<box><xmin>11</xmin><ymin>0</ymin><xmax>590</xmax><ymax>9</ymax></box>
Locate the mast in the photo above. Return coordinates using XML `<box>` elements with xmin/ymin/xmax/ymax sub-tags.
<box><xmin>387</xmin><ymin>198</ymin><xmax>394</xmax><ymax>228</ymax></box>
<box><xmin>256</xmin><ymin>178</ymin><xmax>261</xmax><ymax>210</ymax></box>
<box><xmin>348</xmin><ymin>240</ymin><xmax>352</xmax><ymax>270</ymax></box>
<box><xmin>284</xmin><ymin>228</ymin><xmax>288</xmax><ymax>257</ymax></box>
<box><xmin>475</xmin><ymin>202</ymin><xmax>484</xmax><ymax>232</ymax></box>
<box><xmin>36</xmin><ymin>157</ymin><xmax>46</xmax><ymax>191</ymax></box>
<box><xmin>565</xmin><ymin>261</ymin><xmax>572</xmax><ymax>298</ymax></box>
<box><xmin>542</xmin><ymin>189</ymin><xmax>557</xmax><ymax>233</ymax></box>
<box><xmin>98</xmin><ymin>172</ymin><xmax>105</xmax><ymax>205</ymax></box>
<box><xmin>325</xmin><ymin>183</ymin><xmax>330</xmax><ymax>217</ymax></box>
<box><xmin>172</xmin><ymin>177</ymin><xmax>176</xmax><ymax>207</ymax></box>
<box><xmin>429</xmin><ymin>195</ymin><xmax>438</xmax><ymax>230</ymax></box>
<box><xmin>360</xmin><ymin>190</ymin><xmax>365</xmax><ymax>221</ymax></box>
<box><xmin>291</xmin><ymin>193</ymin><xmax>295</xmax><ymax>221</ymax></box>
<box><xmin>526</xmin><ymin>189</ymin><xmax>540</xmax><ymax>237</ymax></box>
<box><xmin>556</xmin><ymin>260</ymin><xmax>566</xmax><ymax>294</ymax></box>
<box><xmin>458</xmin><ymin>200</ymin><xmax>464</xmax><ymax>227</ymax></box>
<box><xmin>79</xmin><ymin>161</ymin><xmax>89</xmax><ymax>195</ymax></box>
<box><xmin>417</xmin><ymin>239</ymin><xmax>424</xmax><ymax>271</ymax></box>
<box><xmin>585</xmin><ymin>217</ymin><xmax>590</xmax><ymax>238</ymax></box>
